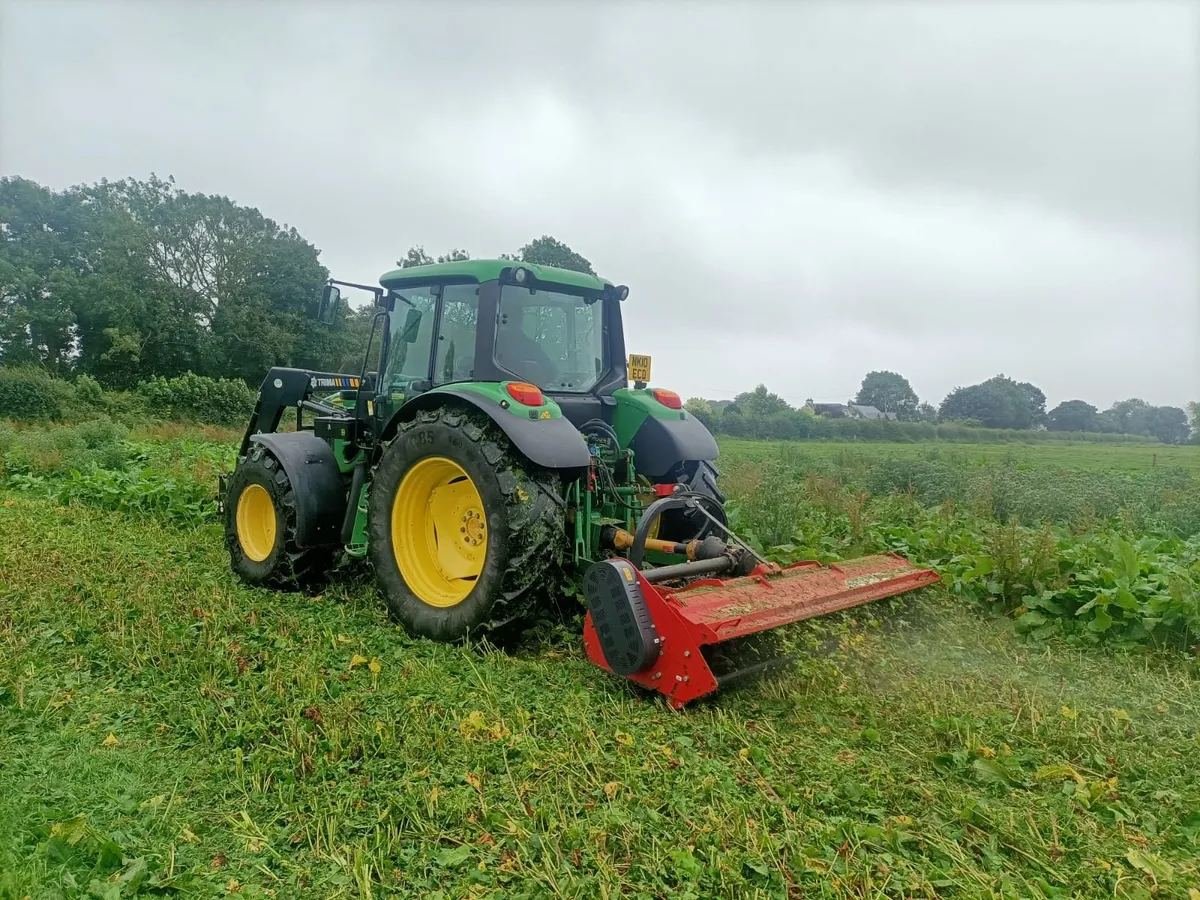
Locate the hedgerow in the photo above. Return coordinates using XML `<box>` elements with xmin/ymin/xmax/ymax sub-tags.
<box><xmin>0</xmin><ymin>366</ymin><xmax>67</xmax><ymax>421</ymax></box>
<box><xmin>135</xmin><ymin>372</ymin><xmax>255</xmax><ymax>426</ymax></box>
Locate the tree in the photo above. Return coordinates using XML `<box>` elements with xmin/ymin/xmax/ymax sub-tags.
<box><xmin>1</xmin><ymin>175</ymin><xmax>188</xmax><ymax>383</ymax></box>
<box><xmin>1146</xmin><ymin>406</ymin><xmax>1189</xmax><ymax>445</ymax></box>
<box><xmin>1015</xmin><ymin>380</ymin><xmax>1047</xmax><ymax>426</ymax></box>
<box><xmin>854</xmin><ymin>371</ymin><xmax>918</xmax><ymax>420</ymax></box>
<box><xmin>308</xmin><ymin>303</ymin><xmax>379</xmax><ymax>376</ymax></box>
<box><xmin>1046</xmin><ymin>399</ymin><xmax>1098</xmax><ymax>432</ymax></box>
<box><xmin>1090</xmin><ymin>399</ymin><xmax>1189</xmax><ymax>442</ymax></box>
<box><xmin>1189</xmin><ymin>401</ymin><xmax>1200</xmax><ymax>444</ymax></box>
<box><xmin>726</xmin><ymin>384</ymin><xmax>791</xmax><ymax>419</ymax></box>
<box><xmin>684</xmin><ymin>397</ymin><xmax>715</xmax><ymax>428</ymax></box>
<box><xmin>1106</xmin><ymin>398</ymin><xmax>1154</xmax><ymax>435</ymax></box>
<box><xmin>512</xmin><ymin>235</ymin><xmax>594</xmax><ymax>274</ymax></box>
<box><xmin>1</xmin><ymin>174</ymin><xmax>337</xmax><ymax>387</ymax></box>
<box><xmin>914</xmin><ymin>402</ymin><xmax>939</xmax><ymax>423</ymax></box>
<box><xmin>982</xmin><ymin>375</ymin><xmax>1045</xmax><ymax>428</ymax></box>
<box><xmin>90</xmin><ymin>176</ymin><xmax>330</xmax><ymax>384</ymax></box>
<box><xmin>397</xmin><ymin>246</ymin><xmax>470</xmax><ymax>268</ymax></box>
<box><xmin>0</xmin><ymin>179</ymin><xmax>61</xmax><ymax>368</ymax></box>
<box><xmin>938</xmin><ymin>374</ymin><xmax>1046</xmax><ymax>429</ymax></box>
<box><xmin>939</xmin><ymin>382</ymin><xmax>1015</xmax><ymax>428</ymax></box>
<box><xmin>399</xmin><ymin>237</ymin><xmax>593</xmax><ymax>274</ymax></box>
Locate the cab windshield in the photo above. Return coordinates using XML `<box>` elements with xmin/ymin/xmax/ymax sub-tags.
<box><xmin>495</xmin><ymin>285</ymin><xmax>605</xmax><ymax>392</ymax></box>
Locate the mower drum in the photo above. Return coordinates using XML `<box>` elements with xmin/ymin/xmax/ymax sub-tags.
<box><xmin>583</xmin><ymin>553</ymin><xmax>940</xmax><ymax>709</ymax></box>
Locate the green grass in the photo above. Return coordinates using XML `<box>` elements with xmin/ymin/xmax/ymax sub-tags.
<box><xmin>3</xmin><ymin>495</ymin><xmax>1199</xmax><ymax>898</ymax></box>
<box><xmin>718</xmin><ymin>438</ymin><xmax>1200</xmax><ymax>475</ymax></box>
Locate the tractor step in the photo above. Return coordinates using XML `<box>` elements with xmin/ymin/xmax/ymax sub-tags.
<box><xmin>583</xmin><ymin>554</ymin><xmax>940</xmax><ymax>709</ymax></box>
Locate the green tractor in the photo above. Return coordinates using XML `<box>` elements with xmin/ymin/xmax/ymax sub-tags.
<box><xmin>221</xmin><ymin>259</ymin><xmax>937</xmax><ymax>707</ymax></box>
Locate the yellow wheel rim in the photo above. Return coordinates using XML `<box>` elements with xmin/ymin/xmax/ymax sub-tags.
<box><xmin>637</xmin><ymin>489</ymin><xmax>662</xmax><ymax>541</ymax></box>
<box><xmin>236</xmin><ymin>483</ymin><xmax>277</xmax><ymax>562</ymax></box>
<box><xmin>392</xmin><ymin>457</ymin><xmax>488</xmax><ymax>608</ymax></box>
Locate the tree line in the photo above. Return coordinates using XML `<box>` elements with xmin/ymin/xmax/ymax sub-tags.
<box><xmin>2</xmin><ymin>175</ymin><xmax>1195</xmax><ymax>443</ymax></box>
<box><xmin>687</xmin><ymin>372</ymin><xmax>1196</xmax><ymax>445</ymax></box>
<box><xmin>0</xmin><ymin>175</ymin><xmax>591</xmax><ymax>389</ymax></box>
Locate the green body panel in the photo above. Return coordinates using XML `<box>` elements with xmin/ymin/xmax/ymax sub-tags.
<box><xmin>378</xmin><ymin>259</ymin><xmax>612</xmax><ymax>292</ymax></box>
<box><xmin>331</xmin><ymin>438</ymin><xmax>366</xmax><ymax>474</ymax></box>
<box><xmin>435</xmin><ymin>381</ymin><xmax>565</xmax><ymax>419</ymax></box>
<box><xmin>611</xmin><ymin>388</ymin><xmax>681</xmax><ymax>448</ymax></box>
<box><xmin>345</xmin><ymin>483</ymin><xmax>369</xmax><ymax>559</ymax></box>
<box><xmin>568</xmin><ymin>468</ymin><xmax>640</xmax><ymax>566</ymax></box>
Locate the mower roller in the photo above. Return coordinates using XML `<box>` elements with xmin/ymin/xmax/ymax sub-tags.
<box><xmin>219</xmin><ymin>259</ymin><xmax>939</xmax><ymax>708</ymax></box>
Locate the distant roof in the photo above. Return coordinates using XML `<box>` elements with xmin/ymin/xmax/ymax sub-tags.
<box><xmin>379</xmin><ymin>258</ymin><xmax>612</xmax><ymax>292</ymax></box>
<box><xmin>849</xmin><ymin>404</ymin><xmax>885</xmax><ymax>419</ymax></box>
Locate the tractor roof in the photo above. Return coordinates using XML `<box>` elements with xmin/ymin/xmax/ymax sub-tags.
<box><xmin>378</xmin><ymin>258</ymin><xmax>612</xmax><ymax>292</ymax></box>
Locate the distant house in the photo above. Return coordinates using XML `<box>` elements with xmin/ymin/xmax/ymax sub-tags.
<box><xmin>848</xmin><ymin>404</ymin><xmax>897</xmax><ymax>421</ymax></box>
<box><xmin>810</xmin><ymin>402</ymin><xmax>852</xmax><ymax>418</ymax></box>
<box><xmin>806</xmin><ymin>401</ymin><xmax>897</xmax><ymax>421</ymax></box>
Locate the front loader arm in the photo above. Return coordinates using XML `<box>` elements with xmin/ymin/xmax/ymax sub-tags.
<box><xmin>238</xmin><ymin>367</ymin><xmax>361</xmax><ymax>457</ymax></box>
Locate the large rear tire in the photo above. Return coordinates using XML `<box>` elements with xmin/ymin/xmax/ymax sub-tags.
<box><xmin>224</xmin><ymin>444</ymin><xmax>336</xmax><ymax>588</ymax></box>
<box><xmin>367</xmin><ymin>406</ymin><xmax>566</xmax><ymax>641</ymax></box>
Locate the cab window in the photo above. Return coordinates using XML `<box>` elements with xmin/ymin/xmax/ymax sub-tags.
<box><xmin>495</xmin><ymin>285</ymin><xmax>605</xmax><ymax>392</ymax></box>
<box><xmin>435</xmin><ymin>284</ymin><xmax>479</xmax><ymax>384</ymax></box>
<box><xmin>384</xmin><ymin>286</ymin><xmax>437</xmax><ymax>388</ymax></box>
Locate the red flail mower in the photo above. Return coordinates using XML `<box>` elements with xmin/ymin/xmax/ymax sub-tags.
<box><xmin>581</xmin><ymin>497</ymin><xmax>940</xmax><ymax>709</ymax></box>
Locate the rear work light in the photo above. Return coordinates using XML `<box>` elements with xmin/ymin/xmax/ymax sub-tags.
<box><xmin>505</xmin><ymin>382</ymin><xmax>545</xmax><ymax>407</ymax></box>
<box><xmin>652</xmin><ymin>388</ymin><xmax>682</xmax><ymax>410</ymax></box>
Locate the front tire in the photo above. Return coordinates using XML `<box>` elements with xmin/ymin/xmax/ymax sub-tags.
<box><xmin>367</xmin><ymin>406</ymin><xmax>566</xmax><ymax>641</ymax></box>
<box><xmin>224</xmin><ymin>444</ymin><xmax>336</xmax><ymax>588</ymax></box>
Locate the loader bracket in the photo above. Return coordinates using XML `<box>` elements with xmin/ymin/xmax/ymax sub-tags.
<box><xmin>583</xmin><ymin>559</ymin><xmax>661</xmax><ymax>676</ymax></box>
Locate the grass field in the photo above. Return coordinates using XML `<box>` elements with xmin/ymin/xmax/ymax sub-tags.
<box><xmin>718</xmin><ymin>438</ymin><xmax>1200</xmax><ymax>475</ymax></box>
<box><xmin>2</xmin><ymin>432</ymin><xmax>1199</xmax><ymax>898</ymax></box>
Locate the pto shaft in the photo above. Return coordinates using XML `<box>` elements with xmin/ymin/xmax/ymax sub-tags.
<box><xmin>600</xmin><ymin>525</ymin><xmax>755</xmax><ymax>584</ymax></box>
<box><xmin>603</xmin><ymin>526</ymin><xmax>728</xmax><ymax>562</ymax></box>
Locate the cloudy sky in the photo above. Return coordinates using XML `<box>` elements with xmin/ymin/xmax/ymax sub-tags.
<box><xmin>3</xmin><ymin>0</ymin><xmax>1197</xmax><ymax>409</ymax></box>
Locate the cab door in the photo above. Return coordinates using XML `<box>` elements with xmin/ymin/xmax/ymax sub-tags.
<box><xmin>376</xmin><ymin>284</ymin><xmax>439</xmax><ymax>422</ymax></box>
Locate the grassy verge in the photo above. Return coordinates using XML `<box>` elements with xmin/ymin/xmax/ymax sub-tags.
<box><xmin>2</xmin><ymin>496</ymin><xmax>1198</xmax><ymax>898</ymax></box>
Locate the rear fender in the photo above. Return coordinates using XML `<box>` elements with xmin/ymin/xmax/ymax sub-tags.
<box><xmin>248</xmin><ymin>432</ymin><xmax>347</xmax><ymax>548</ymax></box>
<box><xmin>382</xmin><ymin>386</ymin><xmax>591</xmax><ymax>470</ymax></box>
<box><xmin>612</xmin><ymin>388</ymin><xmax>718</xmax><ymax>479</ymax></box>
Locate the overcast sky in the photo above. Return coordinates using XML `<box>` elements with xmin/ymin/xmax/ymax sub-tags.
<box><xmin>2</xmin><ymin>0</ymin><xmax>1197</xmax><ymax>409</ymax></box>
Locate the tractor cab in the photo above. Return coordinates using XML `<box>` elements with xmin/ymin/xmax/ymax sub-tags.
<box><xmin>293</xmin><ymin>260</ymin><xmax>720</xmax><ymax>491</ymax></box>
<box><xmin>366</xmin><ymin>261</ymin><xmax>632</xmax><ymax>431</ymax></box>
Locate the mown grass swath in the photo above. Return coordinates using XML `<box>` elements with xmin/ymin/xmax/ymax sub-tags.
<box><xmin>1</xmin><ymin>428</ymin><xmax>1198</xmax><ymax>896</ymax></box>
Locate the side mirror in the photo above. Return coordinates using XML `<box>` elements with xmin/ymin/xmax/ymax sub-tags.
<box><xmin>401</xmin><ymin>307</ymin><xmax>423</xmax><ymax>343</ymax></box>
<box><xmin>317</xmin><ymin>284</ymin><xmax>342</xmax><ymax>325</ymax></box>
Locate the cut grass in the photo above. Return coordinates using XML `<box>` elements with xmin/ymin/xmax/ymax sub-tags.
<box><xmin>2</xmin><ymin>496</ymin><xmax>1198</xmax><ymax>898</ymax></box>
